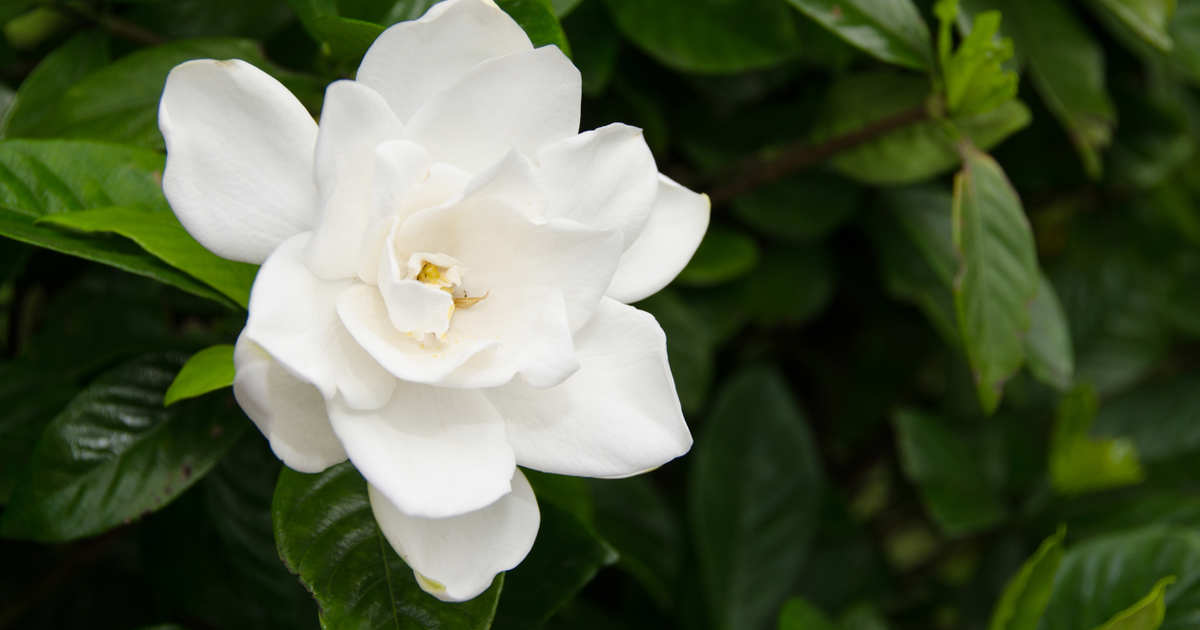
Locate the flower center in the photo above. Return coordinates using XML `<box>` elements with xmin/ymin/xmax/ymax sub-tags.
<box><xmin>377</xmin><ymin>251</ymin><xmax>486</xmax><ymax>341</ymax></box>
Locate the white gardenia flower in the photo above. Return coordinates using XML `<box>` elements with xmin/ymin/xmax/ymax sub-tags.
<box><xmin>158</xmin><ymin>0</ymin><xmax>709</xmax><ymax>602</ymax></box>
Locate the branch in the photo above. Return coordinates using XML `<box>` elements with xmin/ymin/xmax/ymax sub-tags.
<box><xmin>706</xmin><ymin>104</ymin><xmax>931</xmax><ymax>205</ymax></box>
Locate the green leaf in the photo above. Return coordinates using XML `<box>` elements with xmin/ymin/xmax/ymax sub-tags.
<box><xmin>164</xmin><ymin>345</ymin><xmax>236</xmax><ymax>407</ymax></box>
<box><xmin>0</xmin><ymin>361</ymin><xmax>77</xmax><ymax>503</ymax></box>
<box><xmin>0</xmin><ymin>354</ymin><xmax>248</xmax><ymax>541</ymax></box>
<box><xmin>562</xmin><ymin>0</ymin><xmax>619</xmax><ymax>96</ymax></box>
<box><xmin>777</xmin><ymin>597</ymin><xmax>839</xmax><ymax>630</ymax></box>
<box><xmin>892</xmin><ymin>409</ymin><xmax>1007</xmax><ymax>536</ymax></box>
<box><xmin>1050</xmin><ymin>384</ymin><xmax>1145</xmax><ymax>495</ymax></box>
<box><xmin>785</xmin><ymin>0</ymin><xmax>934</xmax><ymax>70</ymax></box>
<box><xmin>1093</xmin><ymin>373</ymin><xmax>1200</xmax><ymax>482</ymax></box>
<box><xmin>140</xmin><ymin>433</ymin><xmax>319</xmax><ymax>630</ymax></box>
<box><xmin>814</xmin><ymin>72</ymin><xmax>1030</xmax><ymax>185</ymax></box>
<box><xmin>938</xmin><ymin>8</ymin><xmax>1019</xmax><ymax>116</ymax></box>
<box><xmin>1025</xmin><ymin>273</ymin><xmax>1075</xmax><ymax>390</ymax></box>
<box><xmin>273</xmin><ymin>462</ymin><xmax>504</xmax><ymax>629</ymax></box>
<box><xmin>691</xmin><ymin>365</ymin><xmax>824</xmax><ymax>630</ymax></box>
<box><xmin>1040</xmin><ymin>527</ymin><xmax>1200</xmax><ymax>630</ymax></box>
<box><xmin>952</xmin><ymin>146</ymin><xmax>1038</xmax><ymax>414</ymax></box>
<box><xmin>636</xmin><ymin>291</ymin><xmax>715</xmax><ymax>413</ymax></box>
<box><xmin>1095</xmin><ymin>576</ymin><xmax>1175</xmax><ymax>630</ymax></box>
<box><xmin>602</xmin><ymin>0</ymin><xmax>802</xmax><ymax>73</ymax></box>
<box><xmin>549</xmin><ymin>0</ymin><xmax>582</xmax><ymax>16</ymax></box>
<box><xmin>840</xmin><ymin>605</ymin><xmax>891</xmax><ymax>630</ymax></box>
<box><xmin>497</xmin><ymin>0</ymin><xmax>571</xmax><ymax>55</ymax></box>
<box><xmin>12</xmin><ymin>38</ymin><xmax>321</xmax><ymax>150</ymax></box>
<box><xmin>872</xmin><ymin>187</ymin><xmax>959</xmax><ymax>344</ymax></box>
<box><xmin>676</xmin><ymin>226</ymin><xmax>759</xmax><ymax>287</ymax></box>
<box><xmin>0</xmin><ymin>139</ymin><xmax>235</xmax><ymax>305</ymax></box>
<box><xmin>988</xmin><ymin>527</ymin><xmax>1065</xmax><ymax>630</ymax></box>
<box><xmin>732</xmin><ymin>172</ymin><xmax>862</xmax><ymax>243</ymax></box>
<box><xmin>286</xmin><ymin>0</ymin><xmax>386</xmax><ymax>62</ymax></box>
<box><xmin>40</xmin><ymin>207</ymin><xmax>258</xmax><ymax>307</ymax></box>
<box><xmin>1</xmin><ymin>30</ymin><xmax>111</xmax><ymax>139</ymax></box>
<box><xmin>984</xmin><ymin>0</ymin><xmax>1117</xmax><ymax>178</ymax></box>
<box><xmin>1085</xmin><ymin>0</ymin><xmax>1176</xmax><ymax>53</ymax></box>
<box><xmin>590</xmin><ymin>477</ymin><xmax>683</xmax><ymax>610</ymax></box>
<box><xmin>491</xmin><ymin>503</ymin><xmax>616</xmax><ymax>630</ymax></box>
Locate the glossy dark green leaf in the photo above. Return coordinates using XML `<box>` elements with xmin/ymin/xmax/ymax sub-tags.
<box><xmin>676</xmin><ymin>226</ymin><xmax>759</xmax><ymax>287</ymax></box>
<box><xmin>983</xmin><ymin>0</ymin><xmax>1117</xmax><ymax>178</ymax></box>
<box><xmin>0</xmin><ymin>361</ymin><xmax>76</xmax><ymax>503</ymax></box>
<box><xmin>497</xmin><ymin>0</ymin><xmax>571</xmax><ymax>54</ymax></box>
<box><xmin>13</xmin><ymin>38</ymin><xmax>321</xmax><ymax>150</ymax></box>
<box><xmin>287</xmin><ymin>0</ymin><xmax>387</xmax><ymax>62</ymax></box>
<box><xmin>1025</xmin><ymin>273</ymin><xmax>1074</xmax><ymax>391</ymax></box>
<box><xmin>1085</xmin><ymin>0</ymin><xmax>1175</xmax><ymax>53</ymax></box>
<box><xmin>602</xmin><ymin>0</ymin><xmax>802</xmax><ymax>73</ymax></box>
<box><xmin>41</xmin><ymin>207</ymin><xmax>258</xmax><ymax>307</ymax></box>
<box><xmin>1049</xmin><ymin>385</ymin><xmax>1144</xmax><ymax>495</ymax></box>
<box><xmin>988</xmin><ymin>528</ymin><xmax>1064</xmax><ymax>630</ymax></box>
<box><xmin>0</xmin><ymin>140</ymin><xmax>234</xmax><ymax>305</ymax></box>
<box><xmin>893</xmin><ymin>409</ymin><xmax>1007</xmax><ymax>536</ymax></box>
<box><xmin>273</xmin><ymin>462</ymin><xmax>504</xmax><ymax>629</ymax></box>
<box><xmin>563</xmin><ymin>0</ymin><xmax>619</xmax><ymax>95</ymax></box>
<box><xmin>1040</xmin><ymin>527</ymin><xmax>1200</xmax><ymax>630</ymax></box>
<box><xmin>743</xmin><ymin>246</ymin><xmax>835</xmax><ymax>327</ymax></box>
<box><xmin>636</xmin><ymin>290</ymin><xmax>715</xmax><ymax>413</ymax></box>
<box><xmin>691</xmin><ymin>366</ymin><xmax>824</xmax><ymax>630</ymax></box>
<box><xmin>1</xmin><ymin>30</ymin><xmax>111</xmax><ymax>139</ymax></box>
<box><xmin>591</xmin><ymin>477</ymin><xmax>683</xmax><ymax>610</ymax></box>
<box><xmin>813</xmin><ymin>72</ymin><xmax>1030</xmax><ymax>185</ymax></box>
<box><xmin>732</xmin><ymin>172</ymin><xmax>861</xmax><ymax>243</ymax></box>
<box><xmin>785</xmin><ymin>0</ymin><xmax>933</xmax><ymax>69</ymax></box>
<box><xmin>0</xmin><ymin>354</ymin><xmax>248</xmax><ymax>541</ymax></box>
<box><xmin>164</xmin><ymin>345</ymin><xmax>236</xmax><ymax>406</ymax></box>
<box><xmin>140</xmin><ymin>433</ymin><xmax>319</xmax><ymax>630</ymax></box>
<box><xmin>952</xmin><ymin>146</ymin><xmax>1038</xmax><ymax>413</ymax></box>
<box><xmin>492</xmin><ymin>502</ymin><xmax>616</xmax><ymax>630</ymax></box>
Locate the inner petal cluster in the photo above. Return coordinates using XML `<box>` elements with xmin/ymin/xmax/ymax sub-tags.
<box><xmin>378</xmin><ymin>249</ymin><xmax>483</xmax><ymax>340</ymax></box>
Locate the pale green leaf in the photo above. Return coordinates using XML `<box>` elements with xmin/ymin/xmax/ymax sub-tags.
<box><xmin>164</xmin><ymin>345</ymin><xmax>236</xmax><ymax>407</ymax></box>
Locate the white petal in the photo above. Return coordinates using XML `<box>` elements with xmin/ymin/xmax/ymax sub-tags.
<box><xmin>305</xmin><ymin>81</ymin><xmax>404</xmax><ymax>279</ymax></box>
<box><xmin>392</xmin><ymin>196</ymin><xmax>622</xmax><ymax>331</ymax></box>
<box><xmin>160</xmin><ymin>59</ymin><xmax>318</xmax><ymax>263</ymax></box>
<box><xmin>536</xmin><ymin>123</ymin><xmax>658</xmax><ymax>246</ymax></box>
<box><xmin>403</xmin><ymin>46</ymin><xmax>581</xmax><ymax>173</ymax></box>
<box><xmin>357</xmin><ymin>143</ymin><xmax>446</xmax><ymax>286</ymax></box>
<box><xmin>487</xmin><ymin>297</ymin><xmax>692</xmax><ymax>478</ymax></box>
<box><xmin>336</xmin><ymin>284</ymin><xmax>500</xmax><ymax>386</ymax></box>
<box><xmin>356</xmin><ymin>0</ymin><xmax>532</xmax><ymax>122</ymax></box>
<box><xmin>243</xmin><ymin>234</ymin><xmax>396</xmax><ymax>410</ymax></box>
<box><xmin>607</xmin><ymin>175</ymin><xmax>711</xmax><ymax>303</ymax></box>
<box><xmin>232</xmin><ymin>335</ymin><xmax>346</xmax><ymax>472</ymax></box>
<box><xmin>368</xmin><ymin>469</ymin><xmax>538</xmax><ymax>602</ymax></box>
<box><xmin>379</xmin><ymin>278</ymin><xmax>455</xmax><ymax>337</ymax></box>
<box><xmin>328</xmin><ymin>382</ymin><xmax>516</xmax><ymax>518</ymax></box>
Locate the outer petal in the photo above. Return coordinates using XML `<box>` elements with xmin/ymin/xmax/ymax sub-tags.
<box><xmin>403</xmin><ymin>46</ymin><xmax>581</xmax><ymax>173</ymax></box>
<box><xmin>368</xmin><ymin>469</ymin><xmax>539</xmax><ymax>602</ymax></box>
<box><xmin>328</xmin><ymin>382</ymin><xmax>516</xmax><ymax>518</ymax></box>
<box><xmin>487</xmin><ymin>297</ymin><xmax>692</xmax><ymax>478</ymax></box>
<box><xmin>306</xmin><ymin>81</ymin><xmax>405</xmax><ymax>279</ymax></box>
<box><xmin>536</xmin><ymin>123</ymin><xmax>658</xmax><ymax>246</ymax></box>
<box><xmin>243</xmin><ymin>234</ymin><xmax>396</xmax><ymax>410</ymax></box>
<box><xmin>606</xmin><ymin>175</ymin><xmax>711</xmax><ymax>303</ymax></box>
<box><xmin>160</xmin><ymin>59</ymin><xmax>318</xmax><ymax>263</ymax></box>
<box><xmin>232</xmin><ymin>335</ymin><xmax>346</xmax><ymax>472</ymax></box>
<box><xmin>356</xmin><ymin>0</ymin><xmax>532</xmax><ymax>122</ymax></box>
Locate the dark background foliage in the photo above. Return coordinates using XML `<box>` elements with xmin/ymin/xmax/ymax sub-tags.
<box><xmin>0</xmin><ymin>0</ymin><xmax>1198</xmax><ymax>629</ymax></box>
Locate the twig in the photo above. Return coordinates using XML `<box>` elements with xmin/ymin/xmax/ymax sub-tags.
<box><xmin>706</xmin><ymin>104</ymin><xmax>931</xmax><ymax>205</ymax></box>
<box><xmin>58</xmin><ymin>2</ymin><xmax>165</xmax><ymax>46</ymax></box>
